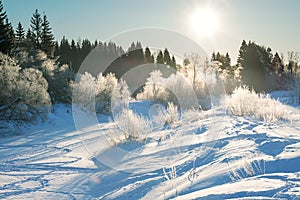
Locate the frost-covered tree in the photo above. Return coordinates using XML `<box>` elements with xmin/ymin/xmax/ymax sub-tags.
<box><xmin>72</xmin><ymin>72</ymin><xmax>96</xmax><ymax>112</ymax></box>
<box><xmin>73</xmin><ymin>72</ymin><xmax>127</xmax><ymax>113</ymax></box>
<box><xmin>111</xmin><ymin>79</ymin><xmax>130</xmax><ymax>113</ymax></box>
<box><xmin>14</xmin><ymin>49</ymin><xmax>74</xmax><ymax>103</ymax></box>
<box><xmin>289</xmin><ymin>74</ymin><xmax>300</xmax><ymax>104</ymax></box>
<box><xmin>0</xmin><ymin>53</ymin><xmax>51</xmax><ymax>124</ymax></box>
<box><xmin>137</xmin><ymin>70</ymin><xmax>168</xmax><ymax>103</ymax></box>
<box><xmin>94</xmin><ymin>73</ymin><xmax>118</xmax><ymax>113</ymax></box>
<box><xmin>138</xmin><ymin>69</ymin><xmax>210</xmax><ymax>110</ymax></box>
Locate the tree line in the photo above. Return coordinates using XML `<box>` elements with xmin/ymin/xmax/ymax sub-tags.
<box><xmin>1</xmin><ymin>0</ymin><xmax>300</xmax><ymax>128</ymax></box>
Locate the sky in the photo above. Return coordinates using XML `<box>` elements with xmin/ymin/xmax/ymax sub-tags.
<box><xmin>3</xmin><ymin>0</ymin><xmax>300</xmax><ymax>64</ymax></box>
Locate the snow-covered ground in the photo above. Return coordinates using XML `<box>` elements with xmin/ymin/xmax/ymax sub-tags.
<box><xmin>1</xmin><ymin>99</ymin><xmax>300</xmax><ymax>199</ymax></box>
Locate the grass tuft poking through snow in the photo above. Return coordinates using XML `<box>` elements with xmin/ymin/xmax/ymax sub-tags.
<box><xmin>109</xmin><ymin>109</ymin><xmax>151</xmax><ymax>144</ymax></box>
<box><xmin>224</xmin><ymin>86</ymin><xmax>296</xmax><ymax>123</ymax></box>
<box><xmin>152</xmin><ymin>102</ymin><xmax>180</xmax><ymax>128</ymax></box>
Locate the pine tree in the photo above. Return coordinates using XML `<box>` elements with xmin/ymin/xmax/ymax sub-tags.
<box><xmin>237</xmin><ymin>40</ymin><xmax>247</xmax><ymax>65</ymax></box>
<box><xmin>30</xmin><ymin>9</ymin><xmax>42</xmax><ymax>49</ymax></box>
<box><xmin>170</xmin><ymin>55</ymin><xmax>177</xmax><ymax>70</ymax></box>
<box><xmin>41</xmin><ymin>14</ymin><xmax>54</xmax><ymax>56</ymax></box>
<box><xmin>272</xmin><ymin>52</ymin><xmax>283</xmax><ymax>74</ymax></box>
<box><xmin>15</xmin><ymin>22</ymin><xmax>25</xmax><ymax>48</ymax></box>
<box><xmin>144</xmin><ymin>47</ymin><xmax>154</xmax><ymax>63</ymax></box>
<box><xmin>5</xmin><ymin>19</ymin><xmax>14</xmax><ymax>52</ymax></box>
<box><xmin>25</xmin><ymin>28</ymin><xmax>34</xmax><ymax>50</ymax></box>
<box><xmin>128</xmin><ymin>42</ymin><xmax>136</xmax><ymax>52</ymax></box>
<box><xmin>156</xmin><ymin>50</ymin><xmax>164</xmax><ymax>64</ymax></box>
<box><xmin>211</xmin><ymin>52</ymin><xmax>216</xmax><ymax>61</ymax></box>
<box><xmin>237</xmin><ymin>40</ymin><xmax>273</xmax><ymax>92</ymax></box>
<box><xmin>57</xmin><ymin>36</ymin><xmax>71</xmax><ymax>65</ymax></box>
<box><xmin>163</xmin><ymin>48</ymin><xmax>171</xmax><ymax>66</ymax></box>
<box><xmin>0</xmin><ymin>1</ymin><xmax>14</xmax><ymax>54</ymax></box>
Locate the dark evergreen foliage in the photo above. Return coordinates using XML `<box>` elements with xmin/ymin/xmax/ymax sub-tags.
<box><xmin>41</xmin><ymin>15</ymin><xmax>54</xmax><ymax>57</ymax></box>
<box><xmin>156</xmin><ymin>50</ymin><xmax>164</xmax><ymax>64</ymax></box>
<box><xmin>0</xmin><ymin>1</ymin><xmax>14</xmax><ymax>55</ymax></box>
<box><xmin>15</xmin><ymin>22</ymin><xmax>25</xmax><ymax>48</ymax></box>
<box><xmin>30</xmin><ymin>9</ymin><xmax>42</xmax><ymax>49</ymax></box>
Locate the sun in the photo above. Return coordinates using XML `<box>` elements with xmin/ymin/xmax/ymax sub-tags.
<box><xmin>189</xmin><ymin>7</ymin><xmax>220</xmax><ymax>38</ymax></box>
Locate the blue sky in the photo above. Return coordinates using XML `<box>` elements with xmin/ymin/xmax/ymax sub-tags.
<box><xmin>3</xmin><ymin>0</ymin><xmax>300</xmax><ymax>63</ymax></box>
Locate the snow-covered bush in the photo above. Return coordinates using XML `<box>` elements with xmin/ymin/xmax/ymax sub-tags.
<box><xmin>95</xmin><ymin>73</ymin><xmax>118</xmax><ymax>113</ymax></box>
<box><xmin>289</xmin><ymin>75</ymin><xmax>300</xmax><ymax>104</ymax></box>
<box><xmin>14</xmin><ymin>49</ymin><xmax>74</xmax><ymax>103</ymax></box>
<box><xmin>0</xmin><ymin>53</ymin><xmax>51</xmax><ymax>125</ymax></box>
<box><xmin>152</xmin><ymin>102</ymin><xmax>180</xmax><ymax>128</ymax></box>
<box><xmin>224</xmin><ymin>86</ymin><xmax>295</xmax><ymax>122</ymax></box>
<box><xmin>109</xmin><ymin>109</ymin><xmax>151</xmax><ymax>144</ymax></box>
<box><xmin>72</xmin><ymin>72</ymin><xmax>96</xmax><ymax>112</ymax></box>
<box><xmin>137</xmin><ymin>70</ymin><xmax>210</xmax><ymax>110</ymax></box>
<box><xmin>72</xmin><ymin>72</ymin><xmax>130</xmax><ymax>113</ymax></box>
<box><xmin>136</xmin><ymin>70</ymin><xmax>168</xmax><ymax>103</ymax></box>
<box><xmin>111</xmin><ymin>79</ymin><xmax>131</xmax><ymax>113</ymax></box>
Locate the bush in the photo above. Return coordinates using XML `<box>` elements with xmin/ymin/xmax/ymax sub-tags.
<box><xmin>72</xmin><ymin>72</ymin><xmax>96</xmax><ymax>112</ymax></box>
<box><xmin>0</xmin><ymin>53</ymin><xmax>51</xmax><ymax>125</ymax></box>
<box><xmin>137</xmin><ymin>70</ymin><xmax>210</xmax><ymax>110</ymax></box>
<box><xmin>136</xmin><ymin>70</ymin><xmax>168</xmax><ymax>103</ymax></box>
<box><xmin>14</xmin><ymin>49</ymin><xmax>74</xmax><ymax>103</ymax></box>
<box><xmin>109</xmin><ymin>109</ymin><xmax>151</xmax><ymax>144</ymax></box>
<box><xmin>290</xmin><ymin>75</ymin><xmax>300</xmax><ymax>104</ymax></box>
<box><xmin>224</xmin><ymin>86</ymin><xmax>295</xmax><ymax>122</ymax></box>
<box><xmin>72</xmin><ymin>72</ymin><xmax>130</xmax><ymax>113</ymax></box>
<box><xmin>152</xmin><ymin>102</ymin><xmax>180</xmax><ymax>128</ymax></box>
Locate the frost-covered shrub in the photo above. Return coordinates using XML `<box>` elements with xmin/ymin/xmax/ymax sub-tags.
<box><xmin>136</xmin><ymin>70</ymin><xmax>168</xmax><ymax>103</ymax></box>
<box><xmin>72</xmin><ymin>72</ymin><xmax>130</xmax><ymax>113</ymax></box>
<box><xmin>164</xmin><ymin>72</ymin><xmax>207</xmax><ymax>110</ymax></box>
<box><xmin>0</xmin><ymin>53</ymin><xmax>51</xmax><ymax>124</ymax></box>
<box><xmin>137</xmin><ymin>70</ymin><xmax>210</xmax><ymax>110</ymax></box>
<box><xmin>289</xmin><ymin>75</ymin><xmax>300</xmax><ymax>104</ymax></box>
<box><xmin>111</xmin><ymin>79</ymin><xmax>131</xmax><ymax>113</ymax></box>
<box><xmin>109</xmin><ymin>109</ymin><xmax>151</xmax><ymax>144</ymax></box>
<box><xmin>14</xmin><ymin>50</ymin><xmax>74</xmax><ymax>103</ymax></box>
<box><xmin>155</xmin><ymin>102</ymin><xmax>180</xmax><ymax>128</ymax></box>
<box><xmin>224</xmin><ymin>86</ymin><xmax>295</xmax><ymax>122</ymax></box>
<box><xmin>95</xmin><ymin>73</ymin><xmax>118</xmax><ymax>113</ymax></box>
<box><xmin>72</xmin><ymin>72</ymin><xmax>96</xmax><ymax>112</ymax></box>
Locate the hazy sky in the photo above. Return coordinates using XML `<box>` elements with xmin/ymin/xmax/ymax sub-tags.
<box><xmin>3</xmin><ymin>0</ymin><xmax>300</xmax><ymax>63</ymax></box>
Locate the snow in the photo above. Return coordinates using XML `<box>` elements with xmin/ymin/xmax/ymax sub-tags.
<box><xmin>1</xmin><ymin>94</ymin><xmax>300</xmax><ymax>199</ymax></box>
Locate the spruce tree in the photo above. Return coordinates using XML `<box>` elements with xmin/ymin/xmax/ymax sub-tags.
<box><xmin>272</xmin><ymin>52</ymin><xmax>283</xmax><ymax>74</ymax></box>
<box><xmin>41</xmin><ymin>14</ymin><xmax>54</xmax><ymax>56</ymax></box>
<box><xmin>30</xmin><ymin>9</ymin><xmax>42</xmax><ymax>49</ymax></box>
<box><xmin>25</xmin><ymin>28</ymin><xmax>34</xmax><ymax>50</ymax></box>
<box><xmin>237</xmin><ymin>40</ymin><xmax>273</xmax><ymax>92</ymax></box>
<box><xmin>15</xmin><ymin>22</ymin><xmax>25</xmax><ymax>48</ymax></box>
<box><xmin>163</xmin><ymin>48</ymin><xmax>171</xmax><ymax>66</ymax></box>
<box><xmin>0</xmin><ymin>1</ymin><xmax>14</xmax><ymax>54</ymax></box>
<box><xmin>170</xmin><ymin>55</ymin><xmax>177</xmax><ymax>70</ymax></box>
<box><xmin>144</xmin><ymin>47</ymin><xmax>153</xmax><ymax>63</ymax></box>
<box><xmin>5</xmin><ymin>19</ymin><xmax>14</xmax><ymax>52</ymax></box>
<box><xmin>156</xmin><ymin>50</ymin><xmax>164</xmax><ymax>64</ymax></box>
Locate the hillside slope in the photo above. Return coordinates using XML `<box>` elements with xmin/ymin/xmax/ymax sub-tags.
<box><xmin>0</xmin><ymin>103</ymin><xmax>299</xmax><ymax>199</ymax></box>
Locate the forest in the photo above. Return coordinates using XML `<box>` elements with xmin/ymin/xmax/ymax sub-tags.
<box><xmin>0</xmin><ymin>1</ymin><xmax>299</xmax><ymax>127</ymax></box>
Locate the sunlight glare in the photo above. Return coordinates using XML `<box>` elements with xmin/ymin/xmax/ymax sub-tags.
<box><xmin>189</xmin><ymin>7</ymin><xmax>220</xmax><ymax>38</ymax></box>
